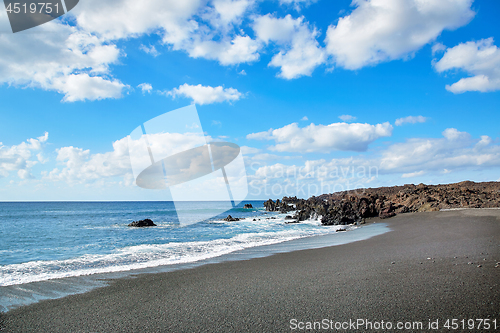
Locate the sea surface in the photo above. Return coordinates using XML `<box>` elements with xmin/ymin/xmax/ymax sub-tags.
<box><xmin>0</xmin><ymin>201</ymin><xmax>389</xmax><ymax>312</ymax></box>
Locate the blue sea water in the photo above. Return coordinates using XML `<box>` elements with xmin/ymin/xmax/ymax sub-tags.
<box><xmin>0</xmin><ymin>201</ymin><xmax>389</xmax><ymax>312</ymax></box>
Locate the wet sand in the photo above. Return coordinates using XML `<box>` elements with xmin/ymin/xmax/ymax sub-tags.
<box><xmin>2</xmin><ymin>210</ymin><xmax>499</xmax><ymax>332</ymax></box>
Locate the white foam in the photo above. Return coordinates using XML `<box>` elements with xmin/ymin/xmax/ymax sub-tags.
<box><xmin>0</xmin><ymin>226</ymin><xmax>342</xmax><ymax>287</ymax></box>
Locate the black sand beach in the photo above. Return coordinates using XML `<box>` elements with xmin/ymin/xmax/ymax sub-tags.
<box><xmin>2</xmin><ymin>209</ymin><xmax>499</xmax><ymax>332</ymax></box>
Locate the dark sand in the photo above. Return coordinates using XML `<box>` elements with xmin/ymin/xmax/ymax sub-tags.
<box><xmin>2</xmin><ymin>210</ymin><xmax>499</xmax><ymax>332</ymax></box>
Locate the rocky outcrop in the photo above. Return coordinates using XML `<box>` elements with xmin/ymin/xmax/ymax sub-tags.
<box><xmin>244</xmin><ymin>203</ymin><xmax>253</xmax><ymax>209</ymax></box>
<box><xmin>223</xmin><ymin>215</ymin><xmax>240</xmax><ymax>222</ymax></box>
<box><xmin>263</xmin><ymin>198</ymin><xmax>295</xmax><ymax>213</ymax></box>
<box><xmin>263</xmin><ymin>181</ymin><xmax>500</xmax><ymax>226</ymax></box>
<box><xmin>128</xmin><ymin>219</ymin><xmax>156</xmax><ymax>227</ymax></box>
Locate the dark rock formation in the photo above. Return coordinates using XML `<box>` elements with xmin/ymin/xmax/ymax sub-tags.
<box><xmin>128</xmin><ymin>219</ymin><xmax>156</xmax><ymax>227</ymax></box>
<box><xmin>223</xmin><ymin>215</ymin><xmax>240</xmax><ymax>222</ymax></box>
<box><xmin>263</xmin><ymin>181</ymin><xmax>500</xmax><ymax>226</ymax></box>
<box><xmin>263</xmin><ymin>197</ymin><xmax>295</xmax><ymax>213</ymax></box>
<box><xmin>244</xmin><ymin>203</ymin><xmax>253</xmax><ymax>209</ymax></box>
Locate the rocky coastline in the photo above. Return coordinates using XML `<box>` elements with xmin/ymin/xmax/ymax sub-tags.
<box><xmin>263</xmin><ymin>181</ymin><xmax>500</xmax><ymax>225</ymax></box>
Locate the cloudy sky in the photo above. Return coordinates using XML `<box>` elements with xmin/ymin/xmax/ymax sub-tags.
<box><xmin>0</xmin><ymin>0</ymin><xmax>499</xmax><ymax>201</ymax></box>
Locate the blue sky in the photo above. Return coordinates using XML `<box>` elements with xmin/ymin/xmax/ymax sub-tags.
<box><xmin>0</xmin><ymin>0</ymin><xmax>499</xmax><ymax>201</ymax></box>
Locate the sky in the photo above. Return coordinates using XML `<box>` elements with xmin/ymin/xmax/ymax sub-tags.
<box><xmin>0</xmin><ymin>0</ymin><xmax>499</xmax><ymax>201</ymax></box>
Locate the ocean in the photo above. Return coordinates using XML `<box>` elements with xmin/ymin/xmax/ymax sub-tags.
<box><xmin>0</xmin><ymin>201</ymin><xmax>389</xmax><ymax>312</ymax></box>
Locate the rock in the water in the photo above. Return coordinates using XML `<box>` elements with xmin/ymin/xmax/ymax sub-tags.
<box><xmin>223</xmin><ymin>215</ymin><xmax>240</xmax><ymax>222</ymax></box>
<box><xmin>128</xmin><ymin>219</ymin><xmax>156</xmax><ymax>227</ymax></box>
<box><xmin>244</xmin><ymin>203</ymin><xmax>253</xmax><ymax>209</ymax></box>
<box><xmin>285</xmin><ymin>215</ymin><xmax>294</xmax><ymax>220</ymax></box>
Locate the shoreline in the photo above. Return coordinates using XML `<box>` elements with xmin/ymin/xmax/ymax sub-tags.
<box><xmin>2</xmin><ymin>209</ymin><xmax>499</xmax><ymax>332</ymax></box>
<box><xmin>0</xmin><ymin>220</ymin><xmax>389</xmax><ymax>313</ymax></box>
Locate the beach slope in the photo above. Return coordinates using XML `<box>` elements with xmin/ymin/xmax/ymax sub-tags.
<box><xmin>2</xmin><ymin>210</ymin><xmax>499</xmax><ymax>332</ymax></box>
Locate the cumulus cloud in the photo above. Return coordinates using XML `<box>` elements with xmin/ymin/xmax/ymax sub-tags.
<box><xmin>279</xmin><ymin>0</ymin><xmax>319</xmax><ymax>11</ymax></box>
<box><xmin>240</xmin><ymin>146</ymin><xmax>261</xmax><ymax>155</ymax></box>
<box><xmin>73</xmin><ymin>0</ymin><xmax>203</xmax><ymax>41</ymax></box>
<box><xmin>338</xmin><ymin>115</ymin><xmax>356</xmax><ymax>122</ymax></box>
<box><xmin>0</xmin><ymin>132</ymin><xmax>48</xmax><ymax>179</ymax></box>
<box><xmin>395</xmin><ymin>115</ymin><xmax>427</xmax><ymax>126</ymax></box>
<box><xmin>253</xmin><ymin>14</ymin><xmax>325</xmax><ymax>79</ymax></box>
<box><xmin>248</xmin><ymin>128</ymin><xmax>500</xmax><ymax>196</ymax></box>
<box><xmin>247</xmin><ymin>121</ymin><xmax>393</xmax><ymax>153</ymax></box>
<box><xmin>401</xmin><ymin>170</ymin><xmax>425</xmax><ymax>178</ymax></box>
<box><xmin>46</xmin><ymin>130</ymin><xmax>220</xmax><ymax>186</ymax></box>
<box><xmin>76</xmin><ymin>0</ymin><xmax>262</xmax><ymax>66</ymax></box>
<box><xmin>301</xmin><ymin>116</ymin><xmax>308</xmax><ymax>121</ymax></box>
<box><xmin>325</xmin><ymin>0</ymin><xmax>475</xmax><ymax>70</ymax></box>
<box><xmin>434</xmin><ymin>38</ymin><xmax>500</xmax><ymax>93</ymax></box>
<box><xmin>165</xmin><ymin>83</ymin><xmax>243</xmax><ymax>105</ymax></box>
<box><xmin>432</xmin><ymin>42</ymin><xmax>447</xmax><ymax>55</ymax></box>
<box><xmin>47</xmin><ymin>138</ymin><xmax>132</xmax><ymax>184</ymax></box>
<box><xmin>54</xmin><ymin>74</ymin><xmax>127</xmax><ymax>102</ymax></box>
<box><xmin>0</xmin><ymin>18</ymin><xmax>127</xmax><ymax>102</ymax></box>
<box><xmin>379</xmin><ymin>128</ymin><xmax>497</xmax><ymax>172</ymax></box>
<box><xmin>140</xmin><ymin>45</ymin><xmax>160</xmax><ymax>57</ymax></box>
<box><xmin>137</xmin><ymin>83</ymin><xmax>153</xmax><ymax>94</ymax></box>
<box><xmin>0</xmin><ymin>0</ymin><xmax>264</xmax><ymax>102</ymax></box>
<box><xmin>210</xmin><ymin>0</ymin><xmax>256</xmax><ymax>26</ymax></box>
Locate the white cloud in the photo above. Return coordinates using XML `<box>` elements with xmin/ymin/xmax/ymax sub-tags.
<box><xmin>434</xmin><ymin>38</ymin><xmax>500</xmax><ymax>93</ymax></box>
<box><xmin>0</xmin><ymin>132</ymin><xmax>48</xmax><ymax>179</ymax></box>
<box><xmin>187</xmin><ymin>35</ymin><xmax>261</xmax><ymax>65</ymax></box>
<box><xmin>47</xmin><ymin>138</ymin><xmax>132</xmax><ymax>184</ymax></box>
<box><xmin>166</xmin><ymin>83</ymin><xmax>243</xmax><ymax>105</ymax></box>
<box><xmin>247</xmin><ymin>128</ymin><xmax>500</xmax><ymax>197</ymax></box>
<box><xmin>53</xmin><ymin>74</ymin><xmax>127</xmax><ymax>102</ymax></box>
<box><xmin>442</xmin><ymin>128</ymin><xmax>470</xmax><ymax>141</ymax></box>
<box><xmin>211</xmin><ymin>0</ymin><xmax>255</xmax><ymax>26</ymax></box>
<box><xmin>379</xmin><ymin>128</ymin><xmax>497</xmax><ymax>172</ymax></box>
<box><xmin>238</xmin><ymin>70</ymin><xmax>247</xmax><ymax>75</ymax></box>
<box><xmin>240</xmin><ymin>146</ymin><xmax>261</xmax><ymax>155</ymax></box>
<box><xmin>83</xmin><ymin>0</ymin><xmax>262</xmax><ymax>66</ymax></box>
<box><xmin>0</xmin><ymin>21</ymin><xmax>127</xmax><ymax>102</ymax></box>
<box><xmin>432</xmin><ymin>42</ymin><xmax>446</xmax><ymax>55</ymax></box>
<box><xmin>279</xmin><ymin>0</ymin><xmax>319</xmax><ymax>11</ymax></box>
<box><xmin>301</xmin><ymin>116</ymin><xmax>308</xmax><ymax>121</ymax></box>
<box><xmin>73</xmin><ymin>0</ymin><xmax>203</xmax><ymax>41</ymax></box>
<box><xmin>253</xmin><ymin>14</ymin><xmax>325</xmax><ymax>79</ymax></box>
<box><xmin>395</xmin><ymin>115</ymin><xmax>427</xmax><ymax>126</ymax></box>
<box><xmin>0</xmin><ymin>0</ymin><xmax>263</xmax><ymax>102</ymax></box>
<box><xmin>47</xmin><ymin>132</ymin><xmax>212</xmax><ymax>186</ymax></box>
<box><xmin>325</xmin><ymin>0</ymin><xmax>475</xmax><ymax>70</ymax></box>
<box><xmin>339</xmin><ymin>114</ymin><xmax>356</xmax><ymax>122</ymax></box>
<box><xmin>140</xmin><ymin>45</ymin><xmax>160</xmax><ymax>57</ymax></box>
<box><xmin>247</xmin><ymin>121</ymin><xmax>393</xmax><ymax>153</ymax></box>
<box><xmin>137</xmin><ymin>83</ymin><xmax>153</xmax><ymax>94</ymax></box>
<box><xmin>401</xmin><ymin>170</ymin><xmax>425</xmax><ymax>178</ymax></box>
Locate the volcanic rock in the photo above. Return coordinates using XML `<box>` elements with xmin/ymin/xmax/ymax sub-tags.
<box><xmin>263</xmin><ymin>181</ymin><xmax>500</xmax><ymax>226</ymax></box>
<box><xmin>128</xmin><ymin>219</ymin><xmax>156</xmax><ymax>227</ymax></box>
